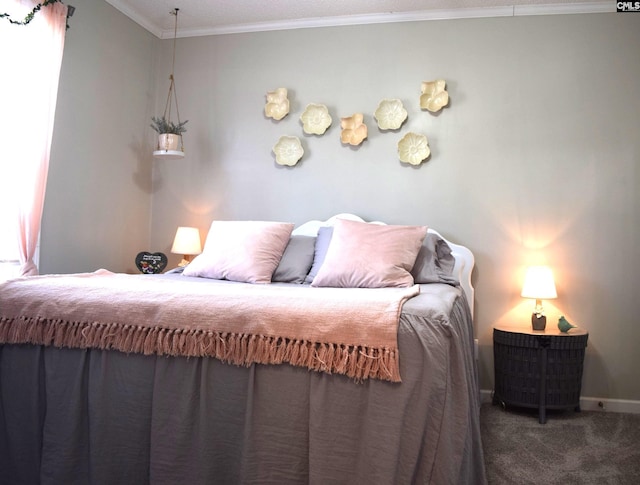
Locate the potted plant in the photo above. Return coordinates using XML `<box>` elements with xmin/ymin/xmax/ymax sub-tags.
<box><xmin>150</xmin><ymin>116</ymin><xmax>188</xmax><ymax>152</ymax></box>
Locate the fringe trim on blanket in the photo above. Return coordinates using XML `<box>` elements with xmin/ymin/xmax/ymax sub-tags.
<box><xmin>0</xmin><ymin>316</ymin><xmax>401</xmax><ymax>383</ymax></box>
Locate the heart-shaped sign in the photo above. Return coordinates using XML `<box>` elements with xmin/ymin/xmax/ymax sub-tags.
<box><xmin>135</xmin><ymin>252</ymin><xmax>168</xmax><ymax>274</ymax></box>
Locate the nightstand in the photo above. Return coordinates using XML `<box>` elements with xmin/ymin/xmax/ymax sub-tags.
<box><xmin>493</xmin><ymin>323</ymin><xmax>588</xmax><ymax>424</ymax></box>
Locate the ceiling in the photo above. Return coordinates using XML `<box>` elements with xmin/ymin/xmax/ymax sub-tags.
<box><xmin>103</xmin><ymin>0</ymin><xmax>611</xmax><ymax>38</ymax></box>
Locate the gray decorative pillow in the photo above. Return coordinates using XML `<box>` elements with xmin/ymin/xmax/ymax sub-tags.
<box><xmin>272</xmin><ymin>235</ymin><xmax>316</xmax><ymax>283</ymax></box>
<box><xmin>303</xmin><ymin>226</ymin><xmax>334</xmax><ymax>284</ymax></box>
<box><xmin>411</xmin><ymin>233</ymin><xmax>458</xmax><ymax>285</ymax></box>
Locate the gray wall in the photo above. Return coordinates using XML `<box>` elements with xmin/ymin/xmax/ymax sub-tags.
<box><xmin>42</xmin><ymin>0</ymin><xmax>157</xmax><ymax>275</ymax></box>
<box><xmin>43</xmin><ymin>3</ymin><xmax>640</xmax><ymax>402</ymax></box>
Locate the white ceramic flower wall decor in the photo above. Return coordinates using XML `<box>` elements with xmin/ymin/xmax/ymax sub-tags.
<box><xmin>397</xmin><ymin>132</ymin><xmax>430</xmax><ymax>165</ymax></box>
<box><xmin>420</xmin><ymin>80</ymin><xmax>449</xmax><ymax>113</ymax></box>
<box><xmin>264</xmin><ymin>87</ymin><xmax>290</xmax><ymax>121</ymax></box>
<box><xmin>374</xmin><ymin>99</ymin><xmax>408</xmax><ymax>130</ymax></box>
<box><xmin>272</xmin><ymin>135</ymin><xmax>304</xmax><ymax>166</ymax></box>
<box><xmin>340</xmin><ymin>113</ymin><xmax>368</xmax><ymax>146</ymax></box>
<box><xmin>300</xmin><ymin>104</ymin><xmax>332</xmax><ymax>135</ymax></box>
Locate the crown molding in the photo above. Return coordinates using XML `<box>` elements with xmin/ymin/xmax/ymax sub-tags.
<box><xmin>514</xmin><ymin>1</ymin><xmax>614</xmax><ymax>15</ymax></box>
<box><xmin>105</xmin><ymin>2</ymin><xmax>615</xmax><ymax>39</ymax></box>
<box><xmin>175</xmin><ymin>7</ymin><xmax>516</xmax><ymax>38</ymax></box>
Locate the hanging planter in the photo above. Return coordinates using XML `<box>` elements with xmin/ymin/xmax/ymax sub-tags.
<box><xmin>152</xmin><ymin>8</ymin><xmax>188</xmax><ymax>160</ymax></box>
<box><xmin>151</xmin><ymin>116</ymin><xmax>188</xmax><ymax>158</ymax></box>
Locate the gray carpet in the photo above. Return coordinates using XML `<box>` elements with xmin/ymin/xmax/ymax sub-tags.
<box><xmin>480</xmin><ymin>403</ymin><xmax>640</xmax><ymax>484</ymax></box>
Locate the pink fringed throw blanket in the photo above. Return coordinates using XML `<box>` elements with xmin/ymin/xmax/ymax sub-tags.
<box><xmin>0</xmin><ymin>270</ymin><xmax>419</xmax><ymax>382</ymax></box>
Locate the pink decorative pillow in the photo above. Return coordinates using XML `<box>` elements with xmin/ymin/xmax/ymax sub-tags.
<box><xmin>311</xmin><ymin>219</ymin><xmax>427</xmax><ymax>288</ymax></box>
<box><xmin>183</xmin><ymin>221</ymin><xmax>294</xmax><ymax>284</ymax></box>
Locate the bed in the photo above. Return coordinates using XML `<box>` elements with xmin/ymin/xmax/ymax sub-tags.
<box><xmin>0</xmin><ymin>213</ymin><xmax>486</xmax><ymax>484</ymax></box>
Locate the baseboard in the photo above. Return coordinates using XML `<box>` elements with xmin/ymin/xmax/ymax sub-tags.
<box><xmin>579</xmin><ymin>397</ymin><xmax>640</xmax><ymax>414</ymax></box>
<box><xmin>480</xmin><ymin>389</ymin><xmax>493</xmax><ymax>404</ymax></box>
<box><xmin>480</xmin><ymin>389</ymin><xmax>640</xmax><ymax>414</ymax></box>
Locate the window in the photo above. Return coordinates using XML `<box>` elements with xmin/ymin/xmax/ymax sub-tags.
<box><xmin>0</xmin><ymin>1</ymin><xmax>68</xmax><ymax>280</ymax></box>
<box><xmin>0</xmin><ymin>3</ymin><xmax>28</xmax><ymax>280</ymax></box>
<box><xmin>0</xmin><ymin>190</ymin><xmax>20</xmax><ymax>280</ymax></box>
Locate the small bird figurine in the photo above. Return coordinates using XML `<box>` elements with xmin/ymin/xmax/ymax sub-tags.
<box><xmin>558</xmin><ymin>316</ymin><xmax>576</xmax><ymax>333</ymax></box>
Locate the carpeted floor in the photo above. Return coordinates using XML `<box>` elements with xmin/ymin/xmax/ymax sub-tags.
<box><xmin>480</xmin><ymin>403</ymin><xmax>640</xmax><ymax>484</ymax></box>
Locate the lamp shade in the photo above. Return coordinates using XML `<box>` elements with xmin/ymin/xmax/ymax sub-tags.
<box><xmin>521</xmin><ymin>266</ymin><xmax>557</xmax><ymax>300</ymax></box>
<box><xmin>171</xmin><ymin>227</ymin><xmax>202</xmax><ymax>256</ymax></box>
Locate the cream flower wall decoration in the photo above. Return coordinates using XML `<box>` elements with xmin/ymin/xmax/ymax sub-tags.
<box><xmin>264</xmin><ymin>87</ymin><xmax>290</xmax><ymax>121</ymax></box>
<box><xmin>300</xmin><ymin>103</ymin><xmax>332</xmax><ymax>135</ymax></box>
<box><xmin>397</xmin><ymin>132</ymin><xmax>430</xmax><ymax>165</ymax></box>
<box><xmin>272</xmin><ymin>135</ymin><xmax>304</xmax><ymax>166</ymax></box>
<box><xmin>420</xmin><ymin>80</ymin><xmax>449</xmax><ymax>113</ymax></box>
<box><xmin>340</xmin><ymin>113</ymin><xmax>368</xmax><ymax>146</ymax></box>
<box><xmin>374</xmin><ymin>99</ymin><xmax>408</xmax><ymax>130</ymax></box>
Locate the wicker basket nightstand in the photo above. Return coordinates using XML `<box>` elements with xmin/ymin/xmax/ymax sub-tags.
<box><xmin>493</xmin><ymin>324</ymin><xmax>588</xmax><ymax>424</ymax></box>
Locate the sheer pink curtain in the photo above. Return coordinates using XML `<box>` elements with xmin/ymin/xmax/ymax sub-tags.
<box><xmin>12</xmin><ymin>2</ymin><xmax>68</xmax><ymax>276</ymax></box>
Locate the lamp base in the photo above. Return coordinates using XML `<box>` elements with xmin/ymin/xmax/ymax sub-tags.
<box><xmin>531</xmin><ymin>314</ymin><xmax>547</xmax><ymax>331</ymax></box>
<box><xmin>177</xmin><ymin>255</ymin><xmax>193</xmax><ymax>267</ymax></box>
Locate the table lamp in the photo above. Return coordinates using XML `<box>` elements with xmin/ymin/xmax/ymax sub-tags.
<box><xmin>521</xmin><ymin>265</ymin><xmax>557</xmax><ymax>331</ymax></box>
<box><xmin>171</xmin><ymin>226</ymin><xmax>202</xmax><ymax>267</ymax></box>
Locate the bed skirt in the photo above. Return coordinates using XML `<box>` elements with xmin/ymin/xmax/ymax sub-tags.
<box><xmin>0</xmin><ymin>289</ymin><xmax>486</xmax><ymax>484</ymax></box>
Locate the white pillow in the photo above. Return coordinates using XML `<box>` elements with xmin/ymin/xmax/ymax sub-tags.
<box><xmin>311</xmin><ymin>218</ymin><xmax>427</xmax><ymax>288</ymax></box>
<box><xmin>183</xmin><ymin>221</ymin><xmax>294</xmax><ymax>284</ymax></box>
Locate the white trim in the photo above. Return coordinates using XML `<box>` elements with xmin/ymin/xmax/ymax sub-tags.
<box><xmin>104</xmin><ymin>2</ymin><xmax>614</xmax><ymax>39</ymax></box>
<box><xmin>171</xmin><ymin>7</ymin><xmax>514</xmax><ymax>39</ymax></box>
<box><xmin>579</xmin><ymin>396</ymin><xmax>640</xmax><ymax>414</ymax></box>
<box><xmin>514</xmin><ymin>2</ymin><xmax>614</xmax><ymax>16</ymax></box>
<box><xmin>480</xmin><ymin>389</ymin><xmax>494</xmax><ymax>404</ymax></box>
<box><xmin>480</xmin><ymin>389</ymin><xmax>640</xmax><ymax>414</ymax></box>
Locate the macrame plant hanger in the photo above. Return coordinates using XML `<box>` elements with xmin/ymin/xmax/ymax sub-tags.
<box><xmin>153</xmin><ymin>7</ymin><xmax>186</xmax><ymax>159</ymax></box>
<box><xmin>163</xmin><ymin>8</ymin><xmax>182</xmax><ymax>151</ymax></box>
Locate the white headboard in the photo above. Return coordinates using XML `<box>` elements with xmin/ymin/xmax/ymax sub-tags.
<box><xmin>293</xmin><ymin>213</ymin><xmax>475</xmax><ymax>317</ymax></box>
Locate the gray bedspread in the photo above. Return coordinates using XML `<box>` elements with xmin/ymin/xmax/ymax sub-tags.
<box><xmin>0</xmin><ymin>277</ymin><xmax>486</xmax><ymax>484</ymax></box>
